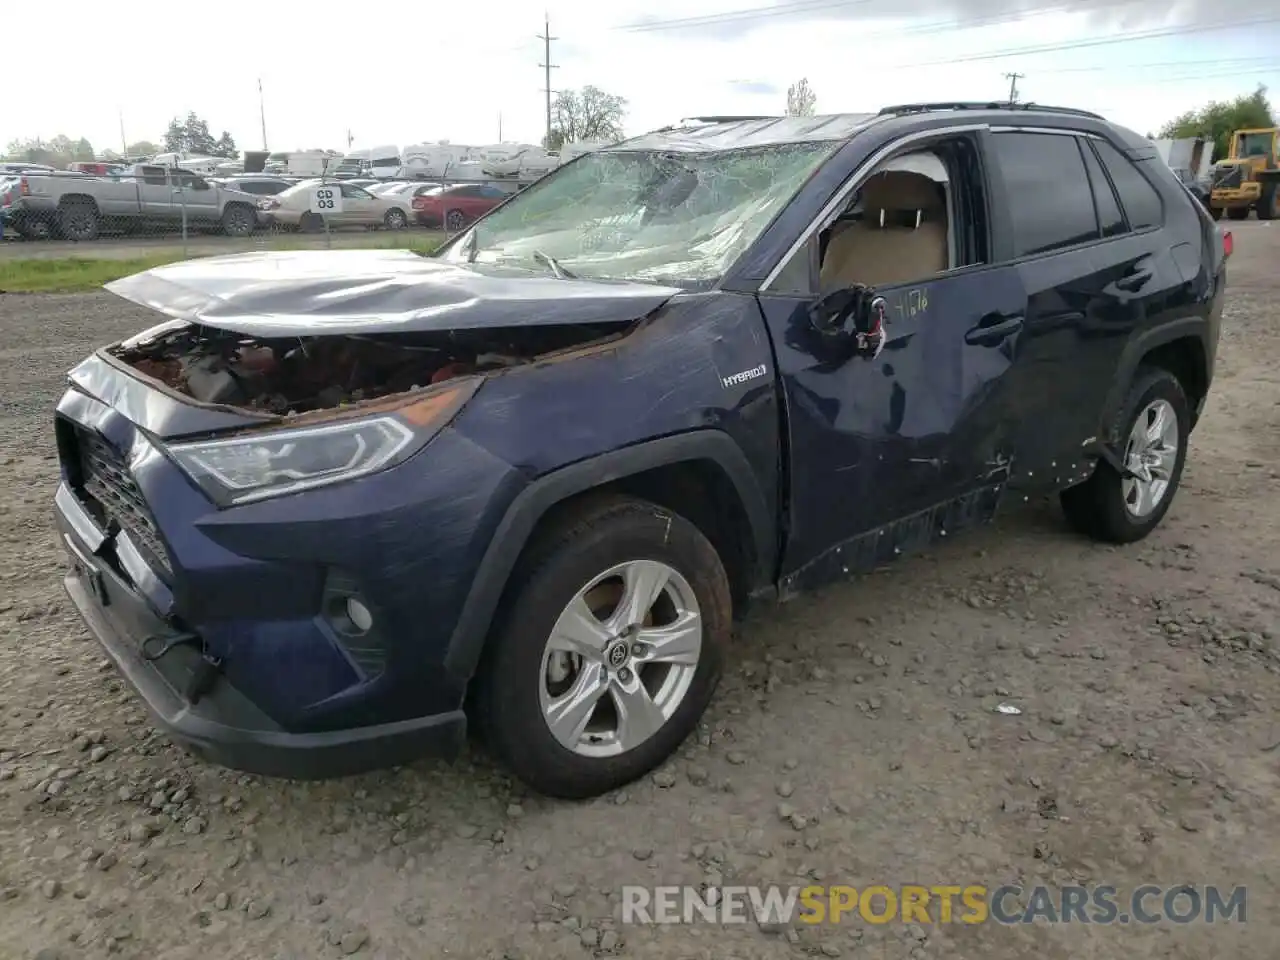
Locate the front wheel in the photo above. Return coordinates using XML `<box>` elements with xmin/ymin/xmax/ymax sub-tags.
<box><xmin>445</xmin><ymin>208</ymin><xmax>467</xmax><ymax>232</ymax></box>
<box><xmin>1060</xmin><ymin>366</ymin><xmax>1189</xmax><ymax>544</ymax></box>
<box><xmin>474</xmin><ymin>496</ymin><xmax>732</xmax><ymax>799</ymax></box>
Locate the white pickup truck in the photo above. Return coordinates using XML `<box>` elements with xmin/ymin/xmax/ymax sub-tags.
<box><xmin>4</xmin><ymin>166</ymin><xmax>263</xmax><ymax>240</ymax></box>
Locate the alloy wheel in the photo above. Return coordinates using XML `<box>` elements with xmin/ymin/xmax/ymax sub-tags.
<box><xmin>538</xmin><ymin>560</ymin><xmax>702</xmax><ymax>758</ymax></box>
<box><xmin>1122</xmin><ymin>398</ymin><xmax>1179</xmax><ymax>518</ymax></box>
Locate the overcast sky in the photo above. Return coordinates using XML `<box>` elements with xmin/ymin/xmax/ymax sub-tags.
<box><xmin>8</xmin><ymin>0</ymin><xmax>1280</xmax><ymax>154</ymax></box>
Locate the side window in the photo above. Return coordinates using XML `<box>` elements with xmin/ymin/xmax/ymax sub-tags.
<box><xmin>339</xmin><ymin>184</ymin><xmax>372</xmax><ymax>199</ymax></box>
<box><xmin>1078</xmin><ymin>139</ymin><xmax>1126</xmax><ymax>239</ymax></box>
<box><xmin>1092</xmin><ymin>139</ymin><xmax>1162</xmax><ymax>231</ymax></box>
<box><xmin>992</xmin><ymin>132</ymin><xmax>1098</xmax><ymax>257</ymax></box>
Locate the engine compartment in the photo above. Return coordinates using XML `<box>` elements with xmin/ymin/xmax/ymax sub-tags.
<box><xmin>109</xmin><ymin>321</ymin><xmax>624</xmax><ymax>414</ymax></box>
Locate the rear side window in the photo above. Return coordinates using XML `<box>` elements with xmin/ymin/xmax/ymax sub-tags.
<box><xmin>992</xmin><ymin>132</ymin><xmax>1098</xmax><ymax>257</ymax></box>
<box><xmin>1093</xmin><ymin>139</ymin><xmax>1162</xmax><ymax>230</ymax></box>
<box><xmin>1078</xmin><ymin>140</ymin><xmax>1126</xmax><ymax>239</ymax></box>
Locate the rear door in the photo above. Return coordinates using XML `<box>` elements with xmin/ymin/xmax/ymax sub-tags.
<box><xmin>984</xmin><ymin>129</ymin><xmax>1184</xmax><ymax>488</ymax></box>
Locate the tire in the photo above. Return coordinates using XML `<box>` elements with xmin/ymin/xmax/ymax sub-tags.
<box><xmin>474</xmin><ymin>495</ymin><xmax>733</xmax><ymax>799</ymax></box>
<box><xmin>58</xmin><ymin>200</ymin><xmax>99</xmax><ymax>242</ymax></box>
<box><xmin>221</xmin><ymin>203</ymin><xmax>256</xmax><ymax>237</ymax></box>
<box><xmin>299</xmin><ymin>212</ymin><xmax>324</xmax><ymax>233</ymax></box>
<box><xmin>383</xmin><ymin>208</ymin><xmax>408</xmax><ymax>230</ymax></box>
<box><xmin>1208</xmin><ymin>206</ymin><xmax>1224</xmax><ymax>221</ymax></box>
<box><xmin>445</xmin><ymin>209</ymin><xmax>467</xmax><ymax>232</ymax></box>
<box><xmin>1227</xmin><ymin>206</ymin><xmax>1250</xmax><ymax>221</ymax></box>
<box><xmin>1060</xmin><ymin>366</ymin><xmax>1190</xmax><ymax>544</ymax></box>
<box><xmin>1258</xmin><ymin>184</ymin><xmax>1279</xmax><ymax>221</ymax></box>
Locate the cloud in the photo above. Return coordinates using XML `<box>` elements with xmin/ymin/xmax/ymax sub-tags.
<box><xmin>727</xmin><ymin>79</ymin><xmax>783</xmax><ymax>95</ymax></box>
<box><xmin>619</xmin><ymin>0</ymin><xmax>1225</xmax><ymax>43</ymax></box>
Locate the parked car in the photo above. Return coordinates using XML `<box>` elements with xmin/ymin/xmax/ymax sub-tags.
<box><xmin>4</xmin><ymin>166</ymin><xmax>263</xmax><ymax>239</ymax></box>
<box><xmin>257</xmin><ymin>178</ymin><xmax>411</xmax><ymax>231</ymax></box>
<box><xmin>213</xmin><ymin>176</ymin><xmax>296</xmax><ymax>197</ymax></box>
<box><xmin>51</xmin><ymin>103</ymin><xmax>1226</xmax><ymax>799</ymax></box>
<box><xmin>412</xmin><ymin>182</ymin><xmax>509</xmax><ymax>230</ymax></box>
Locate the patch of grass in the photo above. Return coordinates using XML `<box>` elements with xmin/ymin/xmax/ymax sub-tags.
<box><xmin>0</xmin><ymin>232</ymin><xmax>447</xmax><ymax>293</ymax></box>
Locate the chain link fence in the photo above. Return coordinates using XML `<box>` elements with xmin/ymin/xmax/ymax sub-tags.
<box><xmin>0</xmin><ymin>159</ymin><xmax>543</xmax><ymax>255</ymax></box>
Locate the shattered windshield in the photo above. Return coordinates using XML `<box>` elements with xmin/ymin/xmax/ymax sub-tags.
<box><xmin>439</xmin><ymin>142</ymin><xmax>839</xmax><ymax>287</ymax></box>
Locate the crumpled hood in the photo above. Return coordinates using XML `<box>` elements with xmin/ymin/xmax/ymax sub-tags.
<box><xmin>104</xmin><ymin>248</ymin><xmax>682</xmax><ymax>338</ymax></box>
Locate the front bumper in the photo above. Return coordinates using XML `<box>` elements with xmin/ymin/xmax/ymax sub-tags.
<box><xmin>1211</xmin><ymin>186</ymin><xmax>1260</xmax><ymax>206</ymax></box>
<box><xmin>56</xmin><ymin>483</ymin><xmax>466</xmax><ymax>779</ymax></box>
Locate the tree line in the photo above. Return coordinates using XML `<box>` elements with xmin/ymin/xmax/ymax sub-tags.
<box><xmin>3</xmin><ymin>112</ymin><xmax>238</xmax><ymax>168</ymax></box>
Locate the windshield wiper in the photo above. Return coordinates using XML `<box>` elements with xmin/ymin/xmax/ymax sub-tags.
<box><xmin>532</xmin><ymin>249</ymin><xmax>577</xmax><ymax>280</ymax></box>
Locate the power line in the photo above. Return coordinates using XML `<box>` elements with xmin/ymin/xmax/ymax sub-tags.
<box><xmin>537</xmin><ymin>15</ymin><xmax>559</xmax><ymax>147</ymax></box>
<box><xmin>620</xmin><ymin>0</ymin><xmax>1130</xmax><ymax>34</ymax></box>
<box><xmin>911</xmin><ymin>14</ymin><xmax>1280</xmax><ymax>68</ymax></box>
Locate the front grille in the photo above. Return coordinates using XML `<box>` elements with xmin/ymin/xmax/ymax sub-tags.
<box><xmin>74</xmin><ymin>427</ymin><xmax>171</xmax><ymax>576</ymax></box>
<box><xmin>1213</xmin><ymin>165</ymin><xmax>1244</xmax><ymax>189</ymax></box>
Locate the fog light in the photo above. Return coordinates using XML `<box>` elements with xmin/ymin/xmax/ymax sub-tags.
<box><xmin>346</xmin><ymin>597</ymin><xmax>373</xmax><ymax>632</ymax></box>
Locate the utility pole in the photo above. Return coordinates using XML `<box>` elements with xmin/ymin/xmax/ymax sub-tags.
<box><xmin>119</xmin><ymin>109</ymin><xmax>128</xmax><ymax>158</ymax></box>
<box><xmin>1004</xmin><ymin>72</ymin><xmax>1024</xmax><ymax>104</ymax></box>
<box><xmin>258</xmin><ymin>78</ymin><xmax>268</xmax><ymax>150</ymax></box>
<box><xmin>499</xmin><ymin>110</ymin><xmax>503</xmax><ymax>142</ymax></box>
<box><xmin>537</xmin><ymin>15</ymin><xmax>559</xmax><ymax>147</ymax></box>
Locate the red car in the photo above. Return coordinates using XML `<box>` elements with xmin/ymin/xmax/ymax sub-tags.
<box><xmin>412</xmin><ymin>182</ymin><xmax>511</xmax><ymax>231</ymax></box>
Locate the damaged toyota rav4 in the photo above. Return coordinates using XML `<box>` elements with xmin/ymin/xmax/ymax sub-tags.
<box><xmin>54</xmin><ymin>104</ymin><xmax>1228</xmax><ymax>799</ymax></box>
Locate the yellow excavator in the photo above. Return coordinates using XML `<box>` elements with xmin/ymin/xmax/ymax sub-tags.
<box><xmin>1208</xmin><ymin>127</ymin><xmax>1280</xmax><ymax>220</ymax></box>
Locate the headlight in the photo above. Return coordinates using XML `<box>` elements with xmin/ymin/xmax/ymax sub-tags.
<box><xmin>168</xmin><ymin>379</ymin><xmax>479</xmax><ymax>506</ymax></box>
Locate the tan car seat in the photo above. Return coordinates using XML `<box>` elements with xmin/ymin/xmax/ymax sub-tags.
<box><xmin>819</xmin><ymin>170</ymin><xmax>949</xmax><ymax>291</ymax></box>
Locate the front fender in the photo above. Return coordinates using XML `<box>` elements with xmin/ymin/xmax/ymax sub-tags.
<box><xmin>442</xmin><ymin>429</ymin><xmax>774</xmax><ymax>682</ymax></box>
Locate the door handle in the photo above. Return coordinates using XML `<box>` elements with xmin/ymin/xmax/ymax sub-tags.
<box><xmin>1115</xmin><ymin>269</ymin><xmax>1153</xmax><ymax>293</ymax></box>
<box><xmin>964</xmin><ymin>312</ymin><xmax>1024</xmax><ymax>346</ymax></box>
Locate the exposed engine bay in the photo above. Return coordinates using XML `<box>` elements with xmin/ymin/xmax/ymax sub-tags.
<box><xmin>109</xmin><ymin>321</ymin><xmax>626</xmax><ymax>414</ymax></box>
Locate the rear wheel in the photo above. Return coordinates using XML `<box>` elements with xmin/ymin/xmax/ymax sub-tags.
<box><xmin>445</xmin><ymin>208</ymin><xmax>467</xmax><ymax>232</ymax></box>
<box><xmin>474</xmin><ymin>496</ymin><xmax>732</xmax><ymax>799</ymax></box>
<box><xmin>1227</xmin><ymin>206</ymin><xmax>1250</xmax><ymax>221</ymax></box>
<box><xmin>1060</xmin><ymin>367</ymin><xmax>1189</xmax><ymax>544</ymax></box>
<box><xmin>58</xmin><ymin>200</ymin><xmax>99</xmax><ymax>242</ymax></box>
<box><xmin>383</xmin><ymin>208</ymin><xmax>408</xmax><ymax>230</ymax></box>
<box><xmin>299</xmin><ymin>212</ymin><xmax>324</xmax><ymax>233</ymax></box>
<box><xmin>1208</xmin><ymin>206</ymin><xmax>1224</xmax><ymax>220</ymax></box>
<box><xmin>221</xmin><ymin>203</ymin><xmax>256</xmax><ymax>237</ymax></box>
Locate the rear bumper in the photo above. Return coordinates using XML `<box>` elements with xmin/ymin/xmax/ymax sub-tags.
<box><xmin>55</xmin><ymin>483</ymin><xmax>467</xmax><ymax>780</ymax></box>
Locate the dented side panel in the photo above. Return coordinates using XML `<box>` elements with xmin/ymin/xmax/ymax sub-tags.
<box><xmin>452</xmin><ymin>292</ymin><xmax>781</xmax><ymax>534</ymax></box>
<box><xmin>757</xmin><ymin>264</ymin><xmax>1027</xmax><ymax>581</ymax></box>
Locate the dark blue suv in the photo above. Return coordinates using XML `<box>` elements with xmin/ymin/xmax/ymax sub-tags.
<box><xmin>53</xmin><ymin>103</ymin><xmax>1228</xmax><ymax>798</ymax></box>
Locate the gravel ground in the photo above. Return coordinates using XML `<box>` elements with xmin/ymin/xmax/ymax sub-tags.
<box><xmin>1</xmin><ymin>224</ymin><xmax>1277</xmax><ymax>960</ymax></box>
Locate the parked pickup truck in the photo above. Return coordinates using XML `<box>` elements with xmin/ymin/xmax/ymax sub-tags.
<box><xmin>4</xmin><ymin>166</ymin><xmax>263</xmax><ymax>240</ymax></box>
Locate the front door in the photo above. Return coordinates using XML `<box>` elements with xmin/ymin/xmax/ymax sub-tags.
<box><xmin>758</xmin><ymin>268</ymin><xmax>1026</xmax><ymax>584</ymax></box>
<box><xmin>753</xmin><ymin>132</ymin><xmax>1030</xmax><ymax>589</ymax></box>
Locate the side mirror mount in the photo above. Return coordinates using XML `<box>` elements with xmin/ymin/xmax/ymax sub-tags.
<box><xmin>809</xmin><ymin>284</ymin><xmax>887</xmax><ymax>358</ymax></box>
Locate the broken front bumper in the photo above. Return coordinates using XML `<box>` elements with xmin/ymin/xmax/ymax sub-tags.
<box><xmin>54</xmin><ymin>481</ymin><xmax>466</xmax><ymax>780</ymax></box>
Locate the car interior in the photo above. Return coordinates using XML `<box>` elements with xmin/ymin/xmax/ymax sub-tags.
<box><xmin>817</xmin><ymin>150</ymin><xmax>954</xmax><ymax>292</ymax></box>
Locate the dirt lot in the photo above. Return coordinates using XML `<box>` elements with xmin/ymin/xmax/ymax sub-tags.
<box><xmin>1</xmin><ymin>225</ymin><xmax>1277</xmax><ymax>960</ymax></box>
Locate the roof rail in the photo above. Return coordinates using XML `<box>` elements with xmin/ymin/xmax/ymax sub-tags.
<box><xmin>877</xmin><ymin>101</ymin><xmax>1105</xmax><ymax>120</ymax></box>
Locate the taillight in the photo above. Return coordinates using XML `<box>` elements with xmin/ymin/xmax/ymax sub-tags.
<box><xmin>19</xmin><ymin>176</ymin><xmax>29</xmax><ymax>195</ymax></box>
<box><xmin>1222</xmin><ymin>229</ymin><xmax>1233</xmax><ymax>259</ymax></box>
<box><xmin>412</xmin><ymin>197</ymin><xmax>428</xmax><ymax>210</ymax></box>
